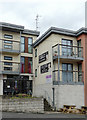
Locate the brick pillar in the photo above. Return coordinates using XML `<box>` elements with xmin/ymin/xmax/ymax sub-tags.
<box><xmin>77</xmin><ymin>34</ymin><xmax>87</xmax><ymax>106</ymax></box>
<box><xmin>25</xmin><ymin>57</ymin><xmax>28</xmax><ymax>73</ymax></box>
<box><xmin>25</xmin><ymin>37</ymin><xmax>28</xmax><ymax>53</ymax></box>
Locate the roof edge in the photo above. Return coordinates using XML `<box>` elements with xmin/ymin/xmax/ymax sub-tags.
<box><xmin>33</xmin><ymin>27</ymin><xmax>87</xmax><ymax>48</ymax></box>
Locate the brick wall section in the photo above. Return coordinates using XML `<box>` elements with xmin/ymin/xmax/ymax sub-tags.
<box><xmin>25</xmin><ymin>37</ymin><xmax>28</xmax><ymax>53</ymax></box>
<box><xmin>1</xmin><ymin>97</ymin><xmax>44</xmax><ymax>113</ymax></box>
<box><xmin>77</xmin><ymin>34</ymin><xmax>87</xmax><ymax>106</ymax></box>
<box><xmin>25</xmin><ymin>57</ymin><xmax>28</xmax><ymax>73</ymax></box>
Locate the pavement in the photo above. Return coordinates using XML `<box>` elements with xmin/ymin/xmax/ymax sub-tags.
<box><xmin>1</xmin><ymin>111</ymin><xmax>87</xmax><ymax>119</ymax></box>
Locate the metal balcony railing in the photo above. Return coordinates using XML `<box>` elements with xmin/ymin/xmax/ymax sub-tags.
<box><xmin>0</xmin><ymin>61</ymin><xmax>20</xmax><ymax>74</ymax></box>
<box><xmin>52</xmin><ymin>44</ymin><xmax>83</xmax><ymax>59</ymax></box>
<box><xmin>53</xmin><ymin>70</ymin><xmax>83</xmax><ymax>83</ymax></box>
<box><xmin>0</xmin><ymin>39</ymin><xmax>20</xmax><ymax>53</ymax></box>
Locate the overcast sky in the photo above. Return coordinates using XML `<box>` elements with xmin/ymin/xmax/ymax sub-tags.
<box><xmin>0</xmin><ymin>0</ymin><xmax>87</xmax><ymax>35</ymax></box>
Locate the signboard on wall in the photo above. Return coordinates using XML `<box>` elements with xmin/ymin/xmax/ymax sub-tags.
<box><xmin>46</xmin><ymin>75</ymin><xmax>52</xmax><ymax>83</ymax></box>
<box><xmin>39</xmin><ymin>51</ymin><xmax>48</xmax><ymax>63</ymax></box>
<box><xmin>40</xmin><ymin>62</ymin><xmax>51</xmax><ymax>74</ymax></box>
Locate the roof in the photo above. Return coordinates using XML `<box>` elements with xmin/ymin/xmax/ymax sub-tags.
<box><xmin>0</xmin><ymin>22</ymin><xmax>24</xmax><ymax>32</ymax></box>
<box><xmin>33</xmin><ymin>27</ymin><xmax>87</xmax><ymax>47</ymax></box>
<box><xmin>22</xmin><ymin>29</ymin><xmax>40</xmax><ymax>36</ymax></box>
<box><xmin>0</xmin><ymin>22</ymin><xmax>40</xmax><ymax>36</ymax></box>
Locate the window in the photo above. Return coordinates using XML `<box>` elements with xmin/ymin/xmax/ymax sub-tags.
<box><xmin>28</xmin><ymin>37</ymin><xmax>33</xmax><ymax>54</ymax></box>
<box><xmin>4</xmin><ymin>62</ymin><xmax>12</xmax><ymax>66</ymax></box>
<box><xmin>62</xmin><ymin>39</ymin><xmax>72</xmax><ymax>56</ymax></box>
<box><xmin>62</xmin><ymin>63</ymin><xmax>73</xmax><ymax>82</ymax></box>
<box><xmin>4</xmin><ymin>34</ymin><xmax>13</xmax><ymax>39</ymax></box>
<box><xmin>4</xmin><ymin>45</ymin><xmax>12</xmax><ymax>49</ymax></box>
<box><xmin>4</xmin><ymin>56</ymin><xmax>12</xmax><ymax>60</ymax></box>
<box><xmin>78</xmin><ymin>63</ymin><xmax>82</xmax><ymax>82</ymax></box>
<box><xmin>4</xmin><ymin>40</ymin><xmax>12</xmax><ymax>44</ymax></box>
<box><xmin>21</xmin><ymin>37</ymin><xmax>25</xmax><ymax>52</ymax></box>
<box><xmin>35</xmin><ymin>69</ymin><xmax>37</xmax><ymax>77</ymax></box>
<box><xmin>35</xmin><ymin>49</ymin><xmax>37</xmax><ymax>57</ymax></box>
<box><xmin>77</xmin><ymin>40</ymin><xmax>82</xmax><ymax>57</ymax></box>
<box><xmin>4</xmin><ymin>67</ymin><xmax>12</xmax><ymax>71</ymax></box>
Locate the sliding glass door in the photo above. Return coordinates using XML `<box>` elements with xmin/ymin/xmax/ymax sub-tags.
<box><xmin>62</xmin><ymin>39</ymin><xmax>72</xmax><ymax>56</ymax></box>
<box><xmin>62</xmin><ymin>63</ymin><xmax>73</xmax><ymax>82</ymax></box>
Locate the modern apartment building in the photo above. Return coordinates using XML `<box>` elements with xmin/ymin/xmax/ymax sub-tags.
<box><xmin>0</xmin><ymin>22</ymin><xmax>87</xmax><ymax>109</ymax></box>
<box><xmin>33</xmin><ymin>27</ymin><xmax>87</xmax><ymax>109</ymax></box>
<box><xmin>0</xmin><ymin>22</ymin><xmax>39</xmax><ymax>95</ymax></box>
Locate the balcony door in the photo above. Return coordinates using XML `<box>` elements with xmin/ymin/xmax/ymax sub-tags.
<box><xmin>62</xmin><ymin>39</ymin><xmax>72</xmax><ymax>56</ymax></box>
<box><xmin>62</xmin><ymin>63</ymin><xmax>73</xmax><ymax>82</ymax></box>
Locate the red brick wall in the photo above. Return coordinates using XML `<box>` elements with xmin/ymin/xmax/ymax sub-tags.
<box><xmin>77</xmin><ymin>34</ymin><xmax>87</xmax><ymax>106</ymax></box>
<box><xmin>25</xmin><ymin>37</ymin><xmax>28</xmax><ymax>53</ymax></box>
<box><xmin>25</xmin><ymin>57</ymin><xmax>28</xmax><ymax>73</ymax></box>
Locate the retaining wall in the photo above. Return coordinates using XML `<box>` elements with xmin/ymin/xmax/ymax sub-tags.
<box><xmin>1</xmin><ymin>97</ymin><xmax>44</xmax><ymax>113</ymax></box>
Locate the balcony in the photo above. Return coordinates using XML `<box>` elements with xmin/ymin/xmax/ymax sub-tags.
<box><xmin>52</xmin><ymin>44</ymin><xmax>83</xmax><ymax>62</ymax></box>
<box><xmin>0</xmin><ymin>61</ymin><xmax>20</xmax><ymax>75</ymax></box>
<box><xmin>53</xmin><ymin>70</ymin><xmax>84</xmax><ymax>85</ymax></box>
<box><xmin>0</xmin><ymin>39</ymin><xmax>20</xmax><ymax>54</ymax></box>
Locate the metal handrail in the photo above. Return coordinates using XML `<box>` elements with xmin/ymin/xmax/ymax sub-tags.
<box><xmin>44</xmin><ymin>90</ymin><xmax>54</xmax><ymax>108</ymax></box>
<box><xmin>53</xmin><ymin>70</ymin><xmax>84</xmax><ymax>83</ymax></box>
<box><xmin>52</xmin><ymin>43</ymin><xmax>83</xmax><ymax>49</ymax></box>
<box><xmin>53</xmin><ymin>70</ymin><xmax>83</xmax><ymax>73</ymax></box>
<box><xmin>52</xmin><ymin>44</ymin><xmax>83</xmax><ymax>58</ymax></box>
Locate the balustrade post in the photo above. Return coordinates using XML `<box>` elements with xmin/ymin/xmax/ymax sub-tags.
<box><xmin>58</xmin><ymin>44</ymin><xmax>60</xmax><ymax>81</ymax></box>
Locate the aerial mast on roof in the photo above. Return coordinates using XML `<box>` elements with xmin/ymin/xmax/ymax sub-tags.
<box><xmin>35</xmin><ymin>14</ymin><xmax>41</xmax><ymax>31</ymax></box>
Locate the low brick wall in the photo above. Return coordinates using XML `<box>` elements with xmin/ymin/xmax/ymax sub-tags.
<box><xmin>1</xmin><ymin>97</ymin><xmax>44</xmax><ymax>113</ymax></box>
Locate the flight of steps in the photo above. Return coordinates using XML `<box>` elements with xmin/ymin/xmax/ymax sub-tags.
<box><xmin>44</xmin><ymin>98</ymin><xmax>53</xmax><ymax>111</ymax></box>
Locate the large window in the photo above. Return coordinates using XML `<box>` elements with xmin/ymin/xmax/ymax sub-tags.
<box><xmin>62</xmin><ymin>63</ymin><xmax>73</xmax><ymax>82</ymax></box>
<box><xmin>28</xmin><ymin>37</ymin><xmax>33</xmax><ymax>54</ymax></box>
<box><xmin>21</xmin><ymin>37</ymin><xmax>25</xmax><ymax>52</ymax></box>
<box><xmin>62</xmin><ymin>39</ymin><xmax>72</xmax><ymax>56</ymax></box>
<box><xmin>21</xmin><ymin>57</ymin><xmax>33</xmax><ymax>74</ymax></box>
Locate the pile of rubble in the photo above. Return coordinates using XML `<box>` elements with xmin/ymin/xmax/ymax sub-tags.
<box><xmin>58</xmin><ymin>105</ymin><xmax>87</xmax><ymax>114</ymax></box>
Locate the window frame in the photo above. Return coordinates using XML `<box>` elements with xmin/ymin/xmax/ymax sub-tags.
<box><xmin>35</xmin><ymin>49</ymin><xmax>37</xmax><ymax>57</ymax></box>
<box><xmin>28</xmin><ymin>37</ymin><xmax>33</xmax><ymax>54</ymax></box>
<box><xmin>4</xmin><ymin>56</ymin><xmax>12</xmax><ymax>61</ymax></box>
<box><xmin>35</xmin><ymin>69</ymin><xmax>37</xmax><ymax>77</ymax></box>
<box><xmin>4</xmin><ymin>67</ymin><xmax>12</xmax><ymax>71</ymax></box>
<box><xmin>4</xmin><ymin>34</ymin><xmax>13</xmax><ymax>39</ymax></box>
<box><xmin>4</xmin><ymin>44</ymin><xmax>12</xmax><ymax>49</ymax></box>
<box><xmin>4</xmin><ymin>62</ymin><xmax>12</xmax><ymax>66</ymax></box>
<box><xmin>21</xmin><ymin>36</ymin><xmax>25</xmax><ymax>53</ymax></box>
